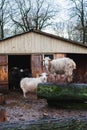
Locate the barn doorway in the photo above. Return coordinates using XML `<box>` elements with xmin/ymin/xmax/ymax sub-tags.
<box><xmin>67</xmin><ymin>54</ymin><xmax>87</xmax><ymax>83</ymax></box>
<box><xmin>8</xmin><ymin>55</ymin><xmax>31</xmax><ymax>91</ymax></box>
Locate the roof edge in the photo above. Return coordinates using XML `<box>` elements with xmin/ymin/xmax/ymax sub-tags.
<box><xmin>33</xmin><ymin>30</ymin><xmax>87</xmax><ymax>48</ymax></box>
<box><xmin>0</xmin><ymin>29</ymin><xmax>87</xmax><ymax>48</ymax></box>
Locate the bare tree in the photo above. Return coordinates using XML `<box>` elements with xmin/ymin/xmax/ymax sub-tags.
<box><xmin>9</xmin><ymin>0</ymin><xmax>59</xmax><ymax>34</ymax></box>
<box><xmin>32</xmin><ymin>0</ymin><xmax>58</xmax><ymax>30</ymax></box>
<box><xmin>0</xmin><ymin>0</ymin><xmax>10</xmax><ymax>39</ymax></box>
<box><xmin>67</xmin><ymin>0</ymin><xmax>87</xmax><ymax>44</ymax></box>
<box><xmin>53</xmin><ymin>22</ymin><xmax>65</xmax><ymax>37</ymax></box>
<box><xmin>9</xmin><ymin>0</ymin><xmax>32</xmax><ymax>33</ymax></box>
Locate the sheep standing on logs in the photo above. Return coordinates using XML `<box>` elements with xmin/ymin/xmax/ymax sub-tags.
<box><xmin>20</xmin><ymin>72</ymin><xmax>48</xmax><ymax>98</ymax></box>
<box><xmin>43</xmin><ymin>57</ymin><xmax>76</xmax><ymax>83</ymax></box>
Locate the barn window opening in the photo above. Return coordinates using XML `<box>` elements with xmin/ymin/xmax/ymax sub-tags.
<box><xmin>42</xmin><ymin>54</ymin><xmax>54</xmax><ymax>70</ymax></box>
<box><xmin>43</xmin><ymin>54</ymin><xmax>54</xmax><ymax>60</ymax></box>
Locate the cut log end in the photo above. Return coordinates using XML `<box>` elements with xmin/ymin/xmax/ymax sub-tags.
<box><xmin>0</xmin><ymin>93</ymin><xmax>5</xmax><ymax>105</ymax></box>
<box><xmin>0</xmin><ymin>107</ymin><xmax>7</xmax><ymax>122</ymax></box>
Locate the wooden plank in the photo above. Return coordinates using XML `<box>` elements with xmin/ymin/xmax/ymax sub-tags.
<box><xmin>0</xmin><ymin>107</ymin><xmax>7</xmax><ymax>122</ymax></box>
<box><xmin>54</xmin><ymin>53</ymin><xmax>66</xmax><ymax>59</ymax></box>
<box><xmin>0</xmin><ymin>32</ymin><xmax>87</xmax><ymax>54</ymax></box>
<box><xmin>0</xmin><ymin>85</ymin><xmax>8</xmax><ymax>93</ymax></box>
<box><xmin>0</xmin><ymin>55</ymin><xmax>8</xmax><ymax>64</ymax></box>
<box><xmin>0</xmin><ymin>93</ymin><xmax>5</xmax><ymax>105</ymax></box>
<box><xmin>31</xmin><ymin>54</ymin><xmax>43</xmax><ymax>77</ymax></box>
<box><xmin>0</xmin><ymin>55</ymin><xmax>8</xmax><ymax>92</ymax></box>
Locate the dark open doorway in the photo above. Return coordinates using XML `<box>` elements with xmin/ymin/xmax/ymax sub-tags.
<box><xmin>8</xmin><ymin>55</ymin><xmax>31</xmax><ymax>90</ymax></box>
<box><xmin>8</xmin><ymin>55</ymin><xmax>31</xmax><ymax>70</ymax></box>
<box><xmin>67</xmin><ymin>54</ymin><xmax>87</xmax><ymax>83</ymax></box>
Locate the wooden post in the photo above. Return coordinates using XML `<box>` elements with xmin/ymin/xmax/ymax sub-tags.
<box><xmin>0</xmin><ymin>93</ymin><xmax>5</xmax><ymax>105</ymax></box>
<box><xmin>0</xmin><ymin>94</ymin><xmax>6</xmax><ymax>122</ymax></box>
<box><xmin>31</xmin><ymin>54</ymin><xmax>42</xmax><ymax>77</ymax></box>
<box><xmin>0</xmin><ymin>107</ymin><xmax>7</xmax><ymax>122</ymax></box>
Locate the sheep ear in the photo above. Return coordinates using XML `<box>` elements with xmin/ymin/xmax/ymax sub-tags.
<box><xmin>39</xmin><ymin>74</ymin><xmax>42</xmax><ymax>76</ymax></box>
<box><xmin>39</xmin><ymin>73</ymin><xmax>49</xmax><ymax>76</ymax></box>
<box><xmin>48</xmin><ymin>59</ymin><xmax>51</xmax><ymax>61</ymax></box>
<box><xmin>43</xmin><ymin>57</ymin><xmax>51</xmax><ymax>61</ymax></box>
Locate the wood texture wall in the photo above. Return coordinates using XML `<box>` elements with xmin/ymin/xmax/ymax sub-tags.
<box><xmin>0</xmin><ymin>55</ymin><xmax>8</xmax><ymax>93</ymax></box>
<box><xmin>0</xmin><ymin>32</ymin><xmax>87</xmax><ymax>54</ymax></box>
<box><xmin>31</xmin><ymin>54</ymin><xmax>43</xmax><ymax>77</ymax></box>
<box><xmin>0</xmin><ymin>53</ymin><xmax>87</xmax><ymax>93</ymax></box>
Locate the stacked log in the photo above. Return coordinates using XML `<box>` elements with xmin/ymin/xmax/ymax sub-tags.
<box><xmin>0</xmin><ymin>93</ymin><xmax>5</xmax><ymax>105</ymax></box>
<box><xmin>0</xmin><ymin>93</ymin><xmax>6</xmax><ymax>122</ymax></box>
<box><xmin>37</xmin><ymin>83</ymin><xmax>87</xmax><ymax>106</ymax></box>
<box><xmin>0</xmin><ymin>107</ymin><xmax>7</xmax><ymax>122</ymax></box>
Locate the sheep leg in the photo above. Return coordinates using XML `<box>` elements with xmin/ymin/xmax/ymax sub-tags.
<box><xmin>22</xmin><ymin>89</ymin><xmax>27</xmax><ymax>98</ymax></box>
<box><xmin>24</xmin><ymin>92</ymin><xmax>27</xmax><ymax>98</ymax></box>
<box><xmin>53</xmin><ymin>73</ymin><xmax>57</xmax><ymax>82</ymax></box>
<box><xmin>66</xmin><ymin>75</ymin><xmax>73</xmax><ymax>83</ymax></box>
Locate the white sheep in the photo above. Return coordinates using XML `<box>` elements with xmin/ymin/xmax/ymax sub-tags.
<box><xmin>20</xmin><ymin>72</ymin><xmax>48</xmax><ymax>98</ymax></box>
<box><xmin>43</xmin><ymin>57</ymin><xmax>76</xmax><ymax>83</ymax></box>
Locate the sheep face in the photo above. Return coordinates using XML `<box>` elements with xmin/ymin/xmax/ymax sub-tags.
<box><xmin>39</xmin><ymin>72</ymin><xmax>48</xmax><ymax>83</ymax></box>
<box><xmin>43</xmin><ymin>57</ymin><xmax>51</xmax><ymax>71</ymax></box>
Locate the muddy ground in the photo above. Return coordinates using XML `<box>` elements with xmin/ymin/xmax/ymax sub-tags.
<box><xmin>3</xmin><ymin>91</ymin><xmax>87</xmax><ymax>123</ymax></box>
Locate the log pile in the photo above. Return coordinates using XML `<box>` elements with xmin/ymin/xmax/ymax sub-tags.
<box><xmin>0</xmin><ymin>107</ymin><xmax>7</xmax><ymax>122</ymax></box>
<box><xmin>37</xmin><ymin>83</ymin><xmax>87</xmax><ymax>106</ymax></box>
<box><xmin>0</xmin><ymin>93</ymin><xmax>5</xmax><ymax>105</ymax></box>
<box><xmin>0</xmin><ymin>93</ymin><xmax>7</xmax><ymax>122</ymax></box>
<box><xmin>0</xmin><ymin>116</ymin><xmax>87</xmax><ymax>130</ymax></box>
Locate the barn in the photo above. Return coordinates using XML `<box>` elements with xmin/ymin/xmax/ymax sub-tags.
<box><xmin>0</xmin><ymin>29</ymin><xmax>87</xmax><ymax>93</ymax></box>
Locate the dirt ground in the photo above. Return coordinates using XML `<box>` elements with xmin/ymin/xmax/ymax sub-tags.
<box><xmin>3</xmin><ymin>91</ymin><xmax>87</xmax><ymax>123</ymax></box>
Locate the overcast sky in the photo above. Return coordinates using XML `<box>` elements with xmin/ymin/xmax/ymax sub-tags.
<box><xmin>44</xmin><ymin>0</ymin><xmax>69</xmax><ymax>36</ymax></box>
<box><xmin>55</xmin><ymin>0</ymin><xmax>69</xmax><ymax>21</ymax></box>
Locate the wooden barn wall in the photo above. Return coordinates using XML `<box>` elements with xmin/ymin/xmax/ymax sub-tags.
<box><xmin>31</xmin><ymin>33</ymin><xmax>87</xmax><ymax>54</ymax></box>
<box><xmin>0</xmin><ymin>32</ymin><xmax>87</xmax><ymax>54</ymax></box>
<box><xmin>54</xmin><ymin>54</ymin><xmax>66</xmax><ymax>59</ymax></box>
<box><xmin>0</xmin><ymin>55</ymin><xmax>8</xmax><ymax>93</ymax></box>
<box><xmin>31</xmin><ymin>54</ymin><xmax>43</xmax><ymax>77</ymax></box>
<box><xmin>0</xmin><ymin>53</ymin><xmax>87</xmax><ymax>93</ymax></box>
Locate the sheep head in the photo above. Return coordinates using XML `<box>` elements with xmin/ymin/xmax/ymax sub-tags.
<box><xmin>43</xmin><ymin>57</ymin><xmax>51</xmax><ymax>71</ymax></box>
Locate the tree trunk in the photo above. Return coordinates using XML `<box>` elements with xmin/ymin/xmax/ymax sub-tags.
<box><xmin>37</xmin><ymin>83</ymin><xmax>87</xmax><ymax>103</ymax></box>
